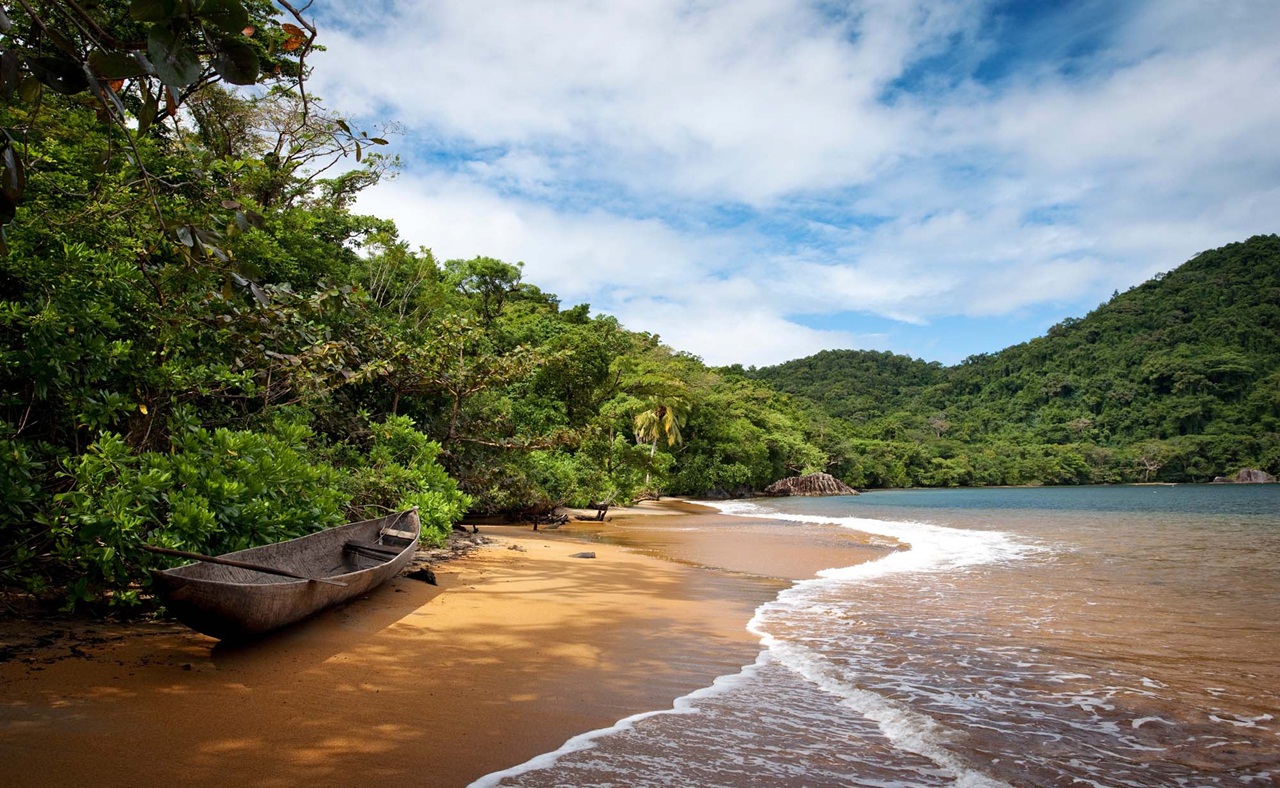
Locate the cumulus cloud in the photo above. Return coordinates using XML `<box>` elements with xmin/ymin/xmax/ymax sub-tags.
<box><xmin>314</xmin><ymin>0</ymin><xmax>1280</xmax><ymax>365</ymax></box>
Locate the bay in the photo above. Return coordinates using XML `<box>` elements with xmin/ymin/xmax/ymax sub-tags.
<box><xmin>478</xmin><ymin>485</ymin><xmax>1280</xmax><ymax>787</ymax></box>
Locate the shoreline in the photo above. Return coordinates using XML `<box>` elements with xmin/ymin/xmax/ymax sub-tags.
<box><xmin>0</xmin><ymin>501</ymin><xmax>893</xmax><ymax>787</ymax></box>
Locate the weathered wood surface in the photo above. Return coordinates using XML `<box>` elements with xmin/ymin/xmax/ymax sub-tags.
<box><xmin>141</xmin><ymin>544</ymin><xmax>348</xmax><ymax>586</ymax></box>
<box><xmin>587</xmin><ymin>502</ymin><xmax>610</xmax><ymax>521</ymax></box>
<box><xmin>149</xmin><ymin>509</ymin><xmax>420</xmax><ymax>641</ymax></box>
<box><xmin>763</xmin><ymin>472</ymin><xmax>858</xmax><ymax>497</ymax></box>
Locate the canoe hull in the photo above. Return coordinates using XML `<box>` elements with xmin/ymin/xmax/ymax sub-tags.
<box><xmin>151</xmin><ymin>510</ymin><xmax>420</xmax><ymax>641</ymax></box>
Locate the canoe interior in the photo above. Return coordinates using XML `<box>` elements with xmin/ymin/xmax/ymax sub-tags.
<box><xmin>152</xmin><ymin>509</ymin><xmax>421</xmax><ymax>641</ymax></box>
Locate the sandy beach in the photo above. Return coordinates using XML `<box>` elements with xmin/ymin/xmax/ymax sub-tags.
<box><xmin>0</xmin><ymin>501</ymin><xmax>891</xmax><ymax>788</ymax></box>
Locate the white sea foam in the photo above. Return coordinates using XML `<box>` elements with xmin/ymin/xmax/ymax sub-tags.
<box><xmin>472</xmin><ymin>498</ymin><xmax>1033</xmax><ymax>787</ymax></box>
<box><xmin>1132</xmin><ymin>716</ymin><xmax>1173</xmax><ymax>729</ymax></box>
<box><xmin>1208</xmin><ymin>713</ymin><xmax>1274</xmax><ymax>728</ymax></box>
<box><xmin>707</xmin><ymin>498</ymin><xmax>1035</xmax><ymax>579</ymax></box>
<box><xmin>468</xmin><ymin>656</ymin><xmax>771</xmax><ymax>788</ymax></box>
<box><xmin>765</xmin><ymin>638</ymin><xmax>1013</xmax><ymax>788</ymax></box>
<box><xmin>711</xmin><ymin>498</ymin><xmax>1034</xmax><ymax>787</ymax></box>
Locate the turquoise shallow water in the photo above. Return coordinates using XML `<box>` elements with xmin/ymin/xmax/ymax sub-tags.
<box><xmin>478</xmin><ymin>485</ymin><xmax>1280</xmax><ymax>787</ymax></box>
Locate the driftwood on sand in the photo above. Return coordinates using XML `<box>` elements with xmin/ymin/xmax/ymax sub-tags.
<box><xmin>763</xmin><ymin>472</ymin><xmax>858</xmax><ymax>497</ymax></box>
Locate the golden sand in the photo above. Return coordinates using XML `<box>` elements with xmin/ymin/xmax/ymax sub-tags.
<box><xmin>0</xmin><ymin>503</ymin><xmax>889</xmax><ymax>787</ymax></box>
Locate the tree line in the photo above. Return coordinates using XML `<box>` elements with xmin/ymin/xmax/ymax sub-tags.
<box><xmin>0</xmin><ymin>1</ymin><xmax>824</xmax><ymax>609</ymax></box>
<box><xmin>749</xmin><ymin>235</ymin><xmax>1280</xmax><ymax>489</ymax></box>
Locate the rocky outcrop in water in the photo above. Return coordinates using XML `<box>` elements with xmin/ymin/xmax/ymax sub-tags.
<box><xmin>763</xmin><ymin>472</ymin><xmax>858</xmax><ymax>497</ymax></box>
<box><xmin>1212</xmin><ymin>468</ymin><xmax>1277</xmax><ymax>484</ymax></box>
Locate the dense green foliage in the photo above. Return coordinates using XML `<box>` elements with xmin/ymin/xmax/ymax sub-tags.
<box><xmin>0</xmin><ymin>15</ymin><xmax>821</xmax><ymax>608</ymax></box>
<box><xmin>2</xmin><ymin>4</ymin><xmax>1275</xmax><ymax>613</ymax></box>
<box><xmin>751</xmin><ymin>236</ymin><xmax>1280</xmax><ymax>486</ymax></box>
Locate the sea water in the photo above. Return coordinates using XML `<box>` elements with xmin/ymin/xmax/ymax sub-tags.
<box><xmin>474</xmin><ymin>485</ymin><xmax>1280</xmax><ymax>787</ymax></box>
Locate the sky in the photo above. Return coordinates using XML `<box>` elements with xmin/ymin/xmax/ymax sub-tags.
<box><xmin>308</xmin><ymin>0</ymin><xmax>1280</xmax><ymax>368</ymax></box>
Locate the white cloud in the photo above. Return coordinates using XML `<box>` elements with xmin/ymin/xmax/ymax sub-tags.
<box><xmin>355</xmin><ymin>175</ymin><xmax>873</xmax><ymax>364</ymax></box>
<box><xmin>354</xmin><ymin>172</ymin><xmax>733</xmax><ymax>296</ymax></box>
<box><xmin>610</xmin><ymin>300</ymin><xmax>863</xmax><ymax>367</ymax></box>
<box><xmin>315</xmin><ymin>0</ymin><xmax>981</xmax><ymax>203</ymax></box>
<box><xmin>316</xmin><ymin>0</ymin><xmax>1280</xmax><ymax>365</ymax></box>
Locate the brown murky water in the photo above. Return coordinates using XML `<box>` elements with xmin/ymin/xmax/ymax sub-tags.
<box><xmin>481</xmin><ymin>486</ymin><xmax>1280</xmax><ymax>787</ymax></box>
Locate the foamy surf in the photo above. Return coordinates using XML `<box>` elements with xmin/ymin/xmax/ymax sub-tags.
<box><xmin>467</xmin><ymin>657</ymin><xmax>771</xmax><ymax>788</ymax></box>
<box><xmin>474</xmin><ymin>487</ymin><xmax>1280</xmax><ymax>786</ymax></box>
<box><xmin>723</xmin><ymin>499</ymin><xmax>1029</xmax><ymax>787</ymax></box>
<box><xmin>473</xmin><ymin>500</ymin><xmax>1030</xmax><ymax>787</ymax></box>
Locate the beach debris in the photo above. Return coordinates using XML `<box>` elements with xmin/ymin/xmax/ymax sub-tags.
<box><xmin>532</xmin><ymin>512</ymin><xmax>569</xmax><ymax>531</ymax></box>
<box><xmin>406</xmin><ymin>566</ymin><xmax>438</xmax><ymax>585</ymax></box>
<box><xmin>569</xmin><ymin>552</ymin><xmax>597</xmax><ymax>559</ymax></box>
<box><xmin>509</xmin><ymin>544</ymin><xmax>527</xmax><ymax>552</ymax></box>
<box><xmin>763</xmin><ymin>472</ymin><xmax>858</xmax><ymax>497</ymax></box>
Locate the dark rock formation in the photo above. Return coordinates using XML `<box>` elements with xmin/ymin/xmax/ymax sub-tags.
<box><xmin>763</xmin><ymin>472</ymin><xmax>858</xmax><ymax>497</ymax></box>
<box><xmin>1228</xmin><ymin>468</ymin><xmax>1277</xmax><ymax>483</ymax></box>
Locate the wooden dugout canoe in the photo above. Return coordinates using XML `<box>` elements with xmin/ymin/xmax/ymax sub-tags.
<box><xmin>150</xmin><ymin>509</ymin><xmax>421</xmax><ymax>641</ymax></box>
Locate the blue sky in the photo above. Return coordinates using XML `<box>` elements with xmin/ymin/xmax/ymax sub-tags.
<box><xmin>311</xmin><ymin>0</ymin><xmax>1280</xmax><ymax>367</ymax></box>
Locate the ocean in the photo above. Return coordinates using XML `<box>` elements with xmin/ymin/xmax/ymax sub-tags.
<box><xmin>474</xmin><ymin>485</ymin><xmax>1280</xmax><ymax>787</ymax></box>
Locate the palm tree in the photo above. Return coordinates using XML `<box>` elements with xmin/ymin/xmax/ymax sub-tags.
<box><xmin>634</xmin><ymin>403</ymin><xmax>685</xmax><ymax>486</ymax></box>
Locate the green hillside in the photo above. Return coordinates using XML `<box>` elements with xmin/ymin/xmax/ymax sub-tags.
<box><xmin>750</xmin><ymin>235</ymin><xmax>1280</xmax><ymax>486</ymax></box>
<box><xmin>742</xmin><ymin>350</ymin><xmax>944</xmax><ymax>423</ymax></box>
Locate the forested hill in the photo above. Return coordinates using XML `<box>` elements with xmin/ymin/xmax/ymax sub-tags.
<box><xmin>750</xmin><ymin>235</ymin><xmax>1280</xmax><ymax>486</ymax></box>
<box><xmin>942</xmin><ymin>235</ymin><xmax>1280</xmax><ymax>443</ymax></box>
<box><xmin>743</xmin><ymin>350</ymin><xmax>945</xmax><ymax>423</ymax></box>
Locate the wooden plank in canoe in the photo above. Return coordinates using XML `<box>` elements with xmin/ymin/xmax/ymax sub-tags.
<box><xmin>380</xmin><ymin>527</ymin><xmax>418</xmax><ymax>542</ymax></box>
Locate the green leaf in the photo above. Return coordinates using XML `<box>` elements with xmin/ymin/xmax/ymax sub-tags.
<box><xmin>44</xmin><ymin>29</ymin><xmax>80</xmax><ymax>59</ymax></box>
<box><xmin>17</xmin><ymin>75</ymin><xmax>41</xmax><ymax>103</ymax></box>
<box><xmin>2</xmin><ymin>146</ymin><xmax>23</xmax><ymax>203</ymax></box>
<box><xmin>131</xmin><ymin>0</ymin><xmax>177</xmax><ymax>22</ymax></box>
<box><xmin>27</xmin><ymin>56</ymin><xmax>89</xmax><ymax>95</ymax></box>
<box><xmin>235</xmin><ymin>258</ymin><xmax>264</xmax><ymax>280</ymax></box>
<box><xmin>196</xmin><ymin>0</ymin><xmax>249</xmax><ymax>35</ymax></box>
<box><xmin>369</xmin><ymin>137</ymin><xmax>389</xmax><ymax>145</ymax></box>
<box><xmin>88</xmin><ymin>50</ymin><xmax>149</xmax><ymax>79</ymax></box>
<box><xmin>137</xmin><ymin>82</ymin><xmax>159</xmax><ymax>135</ymax></box>
<box><xmin>212</xmin><ymin>39</ymin><xmax>258</xmax><ymax>85</ymax></box>
<box><xmin>148</xmin><ymin>26</ymin><xmax>201</xmax><ymax>88</ymax></box>
<box><xmin>1</xmin><ymin>49</ymin><xmax>19</xmax><ymax>100</ymax></box>
<box><xmin>233</xmin><ymin>209</ymin><xmax>264</xmax><ymax>232</ymax></box>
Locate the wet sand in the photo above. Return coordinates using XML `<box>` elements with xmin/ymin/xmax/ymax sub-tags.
<box><xmin>0</xmin><ymin>502</ymin><xmax>892</xmax><ymax>787</ymax></box>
